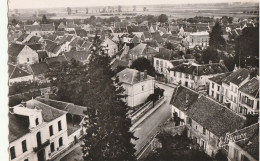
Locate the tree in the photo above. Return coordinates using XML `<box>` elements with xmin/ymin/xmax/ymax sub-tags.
<box><xmin>209</xmin><ymin>21</ymin><xmax>226</xmax><ymax>49</ymax></box>
<box><xmin>41</xmin><ymin>15</ymin><xmax>49</xmax><ymax>24</ymax></box>
<box><xmin>11</xmin><ymin>19</ymin><xmax>18</xmax><ymax>25</ymax></box>
<box><xmin>118</xmin><ymin>5</ymin><xmax>122</xmax><ymax>12</ymax></box>
<box><xmin>201</xmin><ymin>47</ymin><xmax>220</xmax><ymax>64</ymax></box>
<box><xmin>133</xmin><ymin>5</ymin><xmax>137</xmax><ymax>11</ymax></box>
<box><xmin>81</xmin><ymin>49</ymin><xmax>137</xmax><ymax>160</ymax></box>
<box><xmin>47</xmin><ymin>34</ymin><xmax>137</xmax><ymax>160</ymax></box>
<box><xmin>67</xmin><ymin>7</ymin><xmax>72</xmax><ymax>15</ymax></box>
<box><xmin>158</xmin><ymin>14</ymin><xmax>168</xmax><ymax>23</ymax></box>
<box><xmin>130</xmin><ymin>57</ymin><xmax>156</xmax><ymax>77</ymax></box>
<box><xmin>164</xmin><ymin>42</ymin><xmax>175</xmax><ymax>50</ymax></box>
<box><xmin>234</xmin><ymin>26</ymin><xmax>259</xmax><ymax>67</ymax></box>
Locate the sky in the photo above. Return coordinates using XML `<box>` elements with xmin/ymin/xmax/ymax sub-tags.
<box><xmin>8</xmin><ymin>0</ymin><xmax>259</xmax><ymax>9</ymax></box>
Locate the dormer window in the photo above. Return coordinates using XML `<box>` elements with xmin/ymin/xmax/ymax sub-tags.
<box><xmin>35</xmin><ymin>118</ymin><xmax>39</xmax><ymax>126</ymax></box>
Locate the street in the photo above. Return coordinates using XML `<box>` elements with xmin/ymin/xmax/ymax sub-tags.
<box><xmin>132</xmin><ymin>82</ymin><xmax>175</xmax><ymax>154</ymax></box>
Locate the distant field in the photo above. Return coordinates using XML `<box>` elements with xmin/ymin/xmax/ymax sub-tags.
<box><xmin>9</xmin><ymin>3</ymin><xmax>259</xmax><ymax>21</ymax></box>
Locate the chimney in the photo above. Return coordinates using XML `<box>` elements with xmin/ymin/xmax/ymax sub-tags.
<box><xmin>144</xmin><ymin>70</ymin><xmax>147</xmax><ymax>79</ymax></box>
<box><xmin>219</xmin><ymin>59</ymin><xmax>224</xmax><ymax>65</ymax></box>
<box><xmin>136</xmin><ymin>71</ymin><xmax>141</xmax><ymax>81</ymax></box>
<box><xmin>21</xmin><ymin>100</ymin><xmax>26</xmax><ymax>107</ymax></box>
<box><xmin>128</xmin><ymin>59</ymin><xmax>132</xmax><ymax>67</ymax></box>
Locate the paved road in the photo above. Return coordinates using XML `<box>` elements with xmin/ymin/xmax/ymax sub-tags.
<box><xmin>132</xmin><ymin>82</ymin><xmax>175</xmax><ymax>154</ymax></box>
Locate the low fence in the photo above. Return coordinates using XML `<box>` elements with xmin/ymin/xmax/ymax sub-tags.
<box><xmin>131</xmin><ymin>101</ymin><xmax>153</xmax><ymax>124</ymax></box>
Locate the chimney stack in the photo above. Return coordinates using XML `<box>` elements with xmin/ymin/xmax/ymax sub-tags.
<box><xmin>136</xmin><ymin>71</ymin><xmax>141</xmax><ymax>81</ymax></box>
<box><xmin>144</xmin><ymin>70</ymin><xmax>147</xmax><ymax>79</ymax></box>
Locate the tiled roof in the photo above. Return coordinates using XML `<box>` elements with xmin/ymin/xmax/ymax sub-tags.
<box><xmin>222</xmin><ymin>68</ymin><xmax>250</xmax><ymax>85</ymax></box>
<box><xmin>9</xmin><ymin>64</ymin><xmax>31</xmax><ymax>79</ymax></box>
<box><xmin>209</xmin><ymin>72</ymin><xmax>232</xmax><ymax>85</ymax></box>
<box><xmin>166</xmin><ymin>35</ymin><xmax>183</xmax><ymax>43</ymax></box>
<box><xmin>45</xmin><ymin>40</ymin><xmax>61</xmax><ymax>54</ymax></box>
<box><xmin>27</xmin><ymin>36</ymin><xmax>41</xmax><ymax>44</ymax></box>
<box><xmin>26</xmin><ymin>99</ymin><xmax>66</xmax><ymax>122</ymax></box>
<box><xmin>110</xmin><ymin>59</ymin><xmax>128</xmax><ymax>71</ymax></box>
<box><xmin>63</xmin><ymin>51</ymin><xmax>90</xmax><ymax>63</ymax></box>
<box><xmin>170</xmin><ymin>86</ymin><xmax>246</xmax><ymax>138</ymax></box>
<box><xmin>235</xmin><ymin>123</ymin><xmax>259</xmax><ymax>160</ymax></box>
<box><xmin>129</xmin><ymin>43</ymin><xmax>147</xmax><ymax>56</ymax></box>
<box><xmin>27</xmin><ymin>44</ymin><xmax>42</xmax><ymax>51</ymax></box>
<box><xmin>171</xmin><ymin>63</ymin><xmax>229</xmax><ymax>76</ymax></box>
<box><xmin>127</xmin><ymin>26</ymin><xmax>149</xmax><ymax>33</ymax></box>
<box><xmin>8</xmin><ymin>43</ymin><xmax>25</xmax><ymax>57</ymax></box>
<box><xmin>30</xmin><ymin>63</ymin><xmax>49</xmax><ymax>75</ymax></box>
<box><xmin>143</xmin><ymin>31</ymin><xmax>152</xmax><ymax>39</ymax></box>
<box><xmin>9</xmin><ymin>113</ymin><xmax>30</xmax><ymax>142</ymax></box>
<box><xmin>35</xmin><ymin>97</ymin><xmax>86</xmax><ymax>116</ymax></box>
<box><xmin>37</xmin><ymin>51</ymin><xmax>48</xmax><ymax>59</ymax></box>
<box><xmin>151</xmin><ymin>32</ymin><xmax>164</xmax><ymax>43</ymax></box>
<box><xmin>24</xmin><ymin>24</ymin><xmax>55</xmax><ymax>31</ymax></box>
<box><xmin>154</xmin><ymin>48</ymin><xmax>181</xmax><ymax>60</ymax></box>
<box><xmin>117</xmin><ymin>68</ymin><xmax>154</xmax><ymax>85</ymax></box>
<box><xmin>16</xmin><ymin>33</ymin><xmax>29</xmax><ymax>42</ymax></box>
<box><xmin>75</xmin><ymin>29</ymin><xmax>88</xmax><ymax>37</ymax></box>
<box><xmin>45</xmin><ymin>55</ymin><xmax>67</xmax><ymax>65</ymax></box>
<box><xmin>239</xmin><ymin>77</ymin><xmax>259</xmax><ymax>98</ymax></box>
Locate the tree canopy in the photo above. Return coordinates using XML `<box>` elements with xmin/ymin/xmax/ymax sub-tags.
<box><xmin>47</xmin><ymin>35</ymin><xmax>137</xmax><ymax>161</ymax></box>
<box><xmin>130</xmin><ymin>57</ymin><xmax>156</xmax><ymax>77</ymax></box>
<box><xmin>209</xmin><ymin>21</ymin><xmax>226</xmax><ymax>49</ymax></box>
<box><xmin>158</xmin><ymin>14</ymin><xmax>168</xmax><ymax>23</ymax></box>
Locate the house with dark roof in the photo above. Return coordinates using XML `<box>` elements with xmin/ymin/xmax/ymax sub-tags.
<box><xmin>9</xmin><ymin>98</ymin><xmax>70</xmax><ymax>161</ymax></box>
<box><xmin>221</xmin><ymin>68</ymin><xmax>250</xmax><ymax>113</ymax></box>
<box><xmin>227</xmin><ymin>123</ymin><xmax>259</xmax><ymax>161</ymax></box>
<box><xmin>170</xmin><ymin>61</ymin><xmax>229</xmax><ymax>91</ymax></box>
<box><xmin>117</xmin><ymin>68</ymin><xmax>154</xmax><ymax>107</ymax></box>
<box><xmin>63</xmin><ymin>51</ymin><xmax>91</xmax><ymax>65</ymax></box>
<box><xmin>8</xmin><ymin>43</ymin><xmax>40</xmax><ymax>65</ymax></box>
<box><xmin>27</xmin><ymin>62</ymin><xmax>49</xmax><ymax>82</ymax></box>
<box><xmin>238</xmin><ymin>77</ymin><xmax>259</xmax><ymax>115</ymax></box>
<box><xmin>44</xmin><ymin>40</ymin><xmax>62</xmax><ymax>57</ymax></box>
<box><xmin>170</xmin><ymin>85</ymin><xmax>247</xmax><ymax>157</ymax></box>
<box><xmin>15</xmin><ymin>33</ymin><xmax>32</xmax><ymax>44</ymax></box>
<box><xmin>8</xmin><ymin>64</ymin><xmax>34</xmax><ymax>85</ymax></box>
<box><xmin>24</xmin><ymin>23</ymin><xmax>55</xmax><ymax>36</ymax></box>
<box><xmin>187</xmin><ymin>31</ymin><xmax>210</xmax><ymax>49</ymax></box>
<box><xmin>208</xmin><ymin>72</ymin><xmax>232</xmax><ymax>102</ymax></box>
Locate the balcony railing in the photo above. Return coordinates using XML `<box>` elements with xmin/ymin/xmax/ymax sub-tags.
<box><xmin>33</xmin><ymin>139</ymin><xmax>50</xmax><ymax>152</ymax></box>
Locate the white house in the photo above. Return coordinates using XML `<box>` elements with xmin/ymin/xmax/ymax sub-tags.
<box><xmin>170</xmin><ymin>62</ymin><xmax>229</xmax><ymax>91</ymax></box>
<box><xmin>227</xmin><ymin>123</ymin><xmax>259</xmax><ymax>161</ymax></box>
<box><xmin>9</xmin><ymin>99</ymin><xmax>68</xmax><ymax>161</ymax></box>
<box><xmin>187</xmin><ymin>31</ymin><xmax>209</xmax><ymax>49</ymax></box>
<box><xmin>221</xmin><ymin>68</ymin><xmax>250</xmax><ymax>113</ymax></box>
<box><xmin>8</xmin><ymin>43</ymin><xmax>40</xmax><ymax>65</ymax></box>
<box><xmin>170</xmin><ymin>85</ymin><xmax>247</xmax><ymax>157</ymax></box>
<box><xmin>238</xmin><ymin>77</ymin><xmax>259</xmax><ymax>115</ymax></box>
<box><xmin>101</xmin><ymin>38</ymin><xmax>118</xmax><ymax>57</ymax></box>
<box><xmin>9</xmin><ymin>64</ymin><xmax>34</xmax><ymax>85</ymax></box>
<box><xmin>117</xmin><ymin>68</ymin><xmax>155</xmax><ymax>107</ymax></box>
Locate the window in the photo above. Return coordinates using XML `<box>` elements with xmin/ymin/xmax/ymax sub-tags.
<box><xmin>203</xmin><ymin>127</ymin><xmax>206</xmax><ymax>135</ymax></box>
<box><xmin>22</xmin><ymin>140</ymin><xmax>27</xmax><ymax>153</ymax></box>
<box><xmin>234</xmin><ymin>97</ymin><xmax>236</xmax><ymax>103</ymax></box>
<box><xmin>35</xmin><ymin>118</ymin><xmax>39</xmax><ymax>126</ymax></box>
<box><xmin>59</xmin><ymin>137</ymin><xmax>63</xmax><ymax>147</ymax></box>
<box><xmin>217</xmin><ymin>86</ymin><xmax>220</xmax><ymax>91</ymax></box>
<box><xmin>27</xmin><ymin>58</ymin><xmax>29</xmax><ymax>62</ymax></box>
<box><xmin>185</xmin><ymin>74</ymin><xmax>189</xmax><ymax>79</ymax></box>
<box><xmin>212</xmin><ymin>83</ymin><xmax>214</xmax><ymax>88</ymax></box>
<box><xmin>156</xmin><ymin>60</ymin><xmax>159</xmax><ymax>65</ymax></box>
<box><xmin>235</xmin><ymin>87</ymin><xmax>237</xmax><ymax>93</ymax></box>
<box><xmin>216</xmin><ymin>94</ymin><xmax>220</xmax><ymax>101</ymax></box>
<box><xmin>185</xmin><ymin>82</ymin><xmax>188</xmax><ymax>87</ymax></box>
<box><xmin>234</xmin><ymin>148</ymin><xmax>239</xmax><ymax>161</ymax></box>
<box><xmin>231</xmin><ymin>86</ymin><xmax>233</xmax><ymax>92</ymax></box>
<box><xmin>212</xmin><ymin>91</ymin><xmax>214</xmax><ymax>97</ymax></box>
<box><xmin>24</xmin><ymin>159</ymin><xmax>29</xmax><ymax>161</ymax></box>
<box><xmin>141</xmin><ymin>85</ymin><xmax>144</xmax><ymax>91</ymax></box>
<box><xmin>174</xmin><ymin>71</ymin><xmax>176</xmax><ymax>77</ymax></box>
<box><xmin>180</xmin><ymin>73</ymin><xmax>182</xmax><ymax>78</ymax></box>
<box><xmin>50</xmin><ymin>142</ymin><xmax>55</xmax><ymax>152</ymax></box>
<box><xmin>231</xmin><ymin>95</ymin><xmax>233</xmax><ymax>101</ymax></box>
<box><xmin>10</xmin><ymin>146</ymin><xmax>16</xmax><ymax>160</ymax></box>
<box><xmin>58</xmin><ymin>121</ymin><xmax>62</xmax><ymax>131</ymax></box>
<box><xmin>49</xmin><ymin>125</ymin><xmax>53</xmax><ymax>136</ymax></box>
